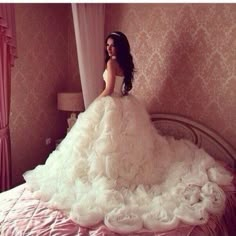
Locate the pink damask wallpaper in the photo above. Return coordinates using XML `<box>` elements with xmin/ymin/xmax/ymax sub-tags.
<box><xmin>105</xmin><ymin>3</ymin><xmax>236</xmax><ymax>149</ymax></box>
<box><xmin>9</xmin><ymin>4</ymin><xmax>236</xmax><ymax>186</ymax></box>
<box><xmin>10</xmin><ymin>4</ymin><xmax>80</xmax><ymax>187</ymax></box>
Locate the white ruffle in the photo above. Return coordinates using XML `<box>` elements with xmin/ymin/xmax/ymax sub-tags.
<box><xmin>200</xmin><ymin>182</ymin><xmax>226</xmax><ymax>215</ymax></box>
<box><xmin>174</xmin><ymin>203</ymin><xmax>209</xmax><ymax>225</ymax></box>
<box><xmin>142</xmin><ymin>210</ymin><xmax>180</xmax><ymax>232</ymax></box>
<box><xmin>104</xmin><ymin>206</ymin><xmax>143</xmax><ymax>234</ymax></box>
<box><xmin>23</xmin><ymin>94</ymin><xmax>234</xmax><ymax>233</ymax></box>
<box><xmin>208</xmin><ymin>165</ymin><xmax>233</xmax><ymax>185</ymax></box>
<box><xmin>70</xmin><ymin>204</ymin><xmax>104</xmax><ymax>227</ymax></box>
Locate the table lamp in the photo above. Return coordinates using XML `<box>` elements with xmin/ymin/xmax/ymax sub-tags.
<box><xmin>57</xmin><ymin>92</ymin><xmax>84</xmax><ymax>132</ymax></box>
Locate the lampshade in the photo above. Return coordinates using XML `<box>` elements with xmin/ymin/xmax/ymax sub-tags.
<box><xmin>57</xmin><ymin>92</ymin><xmax>84</xmax><ymax>112</ymax></box>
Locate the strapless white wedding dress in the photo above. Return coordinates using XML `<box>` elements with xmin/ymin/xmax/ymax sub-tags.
<box><xmin>23</xmin><ymin>70</ymin><xmax>234</xmax><ymax>234</ymax></box>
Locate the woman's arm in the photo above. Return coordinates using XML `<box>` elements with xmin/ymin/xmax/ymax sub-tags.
<box><xmin>98</xmin><ymin>59</ymin><xmax>116</xmax><ymax>98</ymax></box>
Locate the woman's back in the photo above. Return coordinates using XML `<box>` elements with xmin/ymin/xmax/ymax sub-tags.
<box><xmin>103</xmin><ymin>69</ymin><xmax>124</xmax><ymax>96</ymax></box>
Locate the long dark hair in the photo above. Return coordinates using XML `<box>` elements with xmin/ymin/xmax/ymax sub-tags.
<box><xmin>105</xmin><ymin>31</ymin><xmax>135</xmax><ymax>95</ymax></box>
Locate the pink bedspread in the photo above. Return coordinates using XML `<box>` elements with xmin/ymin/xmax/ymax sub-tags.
<box><xmin>0</xmin><ymin>184</ymin><xmax>235</xmax><ymax>236</ymax></box>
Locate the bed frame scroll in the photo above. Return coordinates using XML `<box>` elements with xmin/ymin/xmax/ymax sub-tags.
<box><xmin>151</xmin><ymin>113</ymin><xmax>236</xmax><ymax>170</ymax></box>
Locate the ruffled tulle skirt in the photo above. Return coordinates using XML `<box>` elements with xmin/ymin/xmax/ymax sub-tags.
<box><xmin>23</xmin><ymin>95</ymin><xmax>234</xmax><ymax>234</ymax></box>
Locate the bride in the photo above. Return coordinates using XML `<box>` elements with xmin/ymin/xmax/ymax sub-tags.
<box><xmin>23</xmin><ymin>31</ymin><xmax>234</xmax><ymax>234</ymax></box>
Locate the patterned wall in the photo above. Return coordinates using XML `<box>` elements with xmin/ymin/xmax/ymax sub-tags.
<box><xmin>105</xmin><ymin>4</ymin><xmax>236</xmax><ymax>149</ymax></box>
<box><xmin>9</xmin><ymin>3</ymin><xmax>236</xmax><ymax>186</ymax></box>
<box><xmin>10</xmin><ymin>4</ymin><xmax>80</xmax><ymax>187</ymax></box>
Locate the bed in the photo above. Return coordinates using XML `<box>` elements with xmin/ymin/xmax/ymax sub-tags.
<box><xmin>1</xmin><ymin>113</ymin><xmax>235</xmax><ymax>236</ymax></box>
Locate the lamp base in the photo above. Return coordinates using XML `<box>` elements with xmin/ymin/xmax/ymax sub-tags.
<box><xmin>67</xmin><ymin>112</ymin><xmax>77</xmax><ymax>133</ymax></box>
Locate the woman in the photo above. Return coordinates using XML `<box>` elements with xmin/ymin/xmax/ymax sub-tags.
<box><xmin>24</xmin><ymin>31</ymin><xmax>233</xmax><ymax>234</ymax></box>
<box><xmin>98</xmin><ymin>31</ymin><xmax>134</xmax><ymax>98</ymax></box>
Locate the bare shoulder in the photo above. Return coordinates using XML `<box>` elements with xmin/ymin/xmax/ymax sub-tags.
<box><xmin>107</xmin><ymin>58</ymin><xmax>118</xmax><ymax>75</ymax></box>
<box><xmin>107</xmin><ymin>58</ymin><xmax>123</xmax><ymax>76</ymax></box>
<box><xmin>107</xmin><ymin>58</ymin><xmax>117</xmax><ymax>68</ymax></box>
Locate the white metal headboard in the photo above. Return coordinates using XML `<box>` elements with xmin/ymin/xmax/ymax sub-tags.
<box><xmin>151</xmin><ymin>113</ymin><xmax>236</xmax><ymax>170</ymax></box>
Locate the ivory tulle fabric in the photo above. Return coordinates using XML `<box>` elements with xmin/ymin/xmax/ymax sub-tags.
<box><xmin>23</xmin><ymin>71</ymin><xmax>234</xmax><ymax>234</ymax></box>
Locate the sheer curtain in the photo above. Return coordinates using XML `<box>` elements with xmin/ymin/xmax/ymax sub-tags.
<box><xmin>0</xmin><ymin>4</ymin><xmax>17</xmax><ymax>192</ymax></box>
<box><xmin>72</xmin><ymin>3</ymin><xmax>105</xmax><ymax>108</ymax></box>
